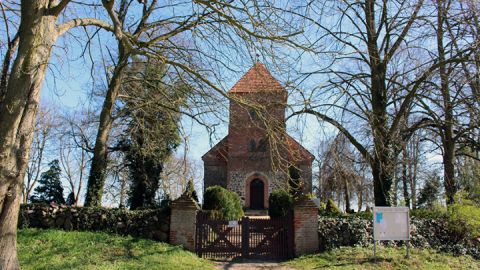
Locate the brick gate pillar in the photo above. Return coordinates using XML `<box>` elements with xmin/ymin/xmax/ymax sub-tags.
<box><xmin>293</xmin><ymin>197</ymin><xmax>319</xmax><ymax>256</ymax></box>
<box><xmin>169</xmin><ymin>194</ymin><xmax>199</xmax><ymax>251</ymax></box>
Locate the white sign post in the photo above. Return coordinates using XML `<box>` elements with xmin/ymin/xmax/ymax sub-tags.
<box><xmin>373</xmin><ymin>207</ymin><xmax>410</xmax><ymax>260</ymax></box>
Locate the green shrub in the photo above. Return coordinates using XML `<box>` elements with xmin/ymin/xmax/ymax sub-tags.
<box><xmin>184</xmin><ymin>180</ymin><xmax>199</xmax><ymax>203</ymax></box>
<box><xmin>448</xmin><ymin>192</ymin><xmax>480</xmax><ymax>238</ymax></box>
<box><xmin>411</xmin><ymin>207</ymin><xmax>448</xmax><ymax>219</ymax></box>
<box><xmin>268</xmin><ymin>189</ymin><xmax>293</xmax><ymax>218</ymax></box>
<box><xmin>323</xmin><ymin>199</ymin><xmax>342</xmax><ymax>216</ymax></box>
<box><xmin>318</xmin><ymin>202</ymin><xmax>326</xmax><ymax>214</ymax></box>
<box><xmin>203</xmin><ymin>186</ymin><xmax>244</xmax><ymax>220</ymax></box>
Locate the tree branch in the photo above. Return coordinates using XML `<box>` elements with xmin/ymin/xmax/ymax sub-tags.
<box><xmin>48</xmin><ymin>0</ymin><xmax>72</xmax><ymax>16</ymax></box>
<box><xmin>57</xmin><ymin>18</ymin><xmax>115</xmax><ymax>37</ymax></box>
<box><xmin>288</xmin><ymin>108</ymin><xmax>371</xmax><ymax>162</ymax></box>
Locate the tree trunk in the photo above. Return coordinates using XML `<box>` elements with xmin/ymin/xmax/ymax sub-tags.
<box><xmin>0</xmin><ymin>1</ymin><xmax>58</xmax><ymax>268</ymax></box>
<box><xmin>372</xmin><ymin>159</ymin><xmax>393</xmax><ymax>206</ymax></box>
<box><xmin>84</xmin><ymin>45</ymin><xmax>129</xmax><ymax>207</ymax></box>
<box><xmin>402</xmin><ymin>148</ymin><xmax>410</xmax><ymax>208</ymax></box>
<box><xmin>443</xmin><ymin>138</ymin><xmax>456</xmax><ymax>204</ymax></box>
<box><xmin>343</xmin><ymin>175</ymin><xmax>351</xmax><ymax>212</ymax></box>
<box><xmin>436</xmin><ymin>0</ymin><xmax>457</xmax><ymax>205</ymax></box>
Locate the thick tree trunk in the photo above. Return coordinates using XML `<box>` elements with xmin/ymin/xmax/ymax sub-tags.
<box><xmin>84</xmin><ymin>46</ymin><xmax>129</xmax><ymax>207</ymax></box>
<box><xmin>443</xmin><ymin>138</ymin><xmax>456</xmax><ymax>204</ymax></box>
<box><xmin>0</xmin><ymin>1</ymin><xmax>58</xmax><ymax>268</ymax></box>
<box><xmin>372</xmin><ymin>159</ymin><xmax>394</xmax><ymax>206</ymax></box>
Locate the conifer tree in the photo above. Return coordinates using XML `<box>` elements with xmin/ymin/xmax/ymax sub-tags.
<box><xmin>185</xmin><ymin>180</ymin><xmax>199</xmax><ymax>203</ymax></box>
<box><xmin>30</xmin><ymin>160</ymin><xmax>65</xmax><ymax>204</ymax></box>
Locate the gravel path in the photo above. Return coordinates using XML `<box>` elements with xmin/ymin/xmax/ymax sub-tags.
<box><xmin>214</xmin><ymin>259</ymin><xmax>294</xmax><ymax>270</ymax></box>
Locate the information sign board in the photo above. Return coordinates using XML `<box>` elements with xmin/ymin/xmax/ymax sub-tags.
<box><xmin>373</xmin><ymin>206</ymin><xmax>410</xmax><ymax>241</ymax></box>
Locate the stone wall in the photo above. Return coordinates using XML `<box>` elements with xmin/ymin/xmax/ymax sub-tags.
<box><xmin>18</xmin><ymin>203</ymin><xmax>170</xmax><ymax>242</ymax></box>
<box><xmin>318</xmin><ymin>215</ymin><xmax>479</xmax><ymax>259</ymax></box>
<box><xmin>228</xmin><ymin>170</ymin><xmax>286</xmax><ymax>206</ymax></box>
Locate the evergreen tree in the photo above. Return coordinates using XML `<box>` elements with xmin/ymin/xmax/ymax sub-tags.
<box><xmin>417</xmin><ymin>172</ymin><xmax>442</xmax><ymax>208</ymax></box>
<box><xmin>184</xmin><ymin>180</ymin><xmax>199</xmax><ymax>203</ymax></box>
<box><xmin>30</xmin><ymin>160</ymin><xmax>65</xmax><ymax>204</ymax></box>
<box><xmin>66</xmin><ymin>192</ymin><xmax>75</xmax><ymax>206</ymax></box>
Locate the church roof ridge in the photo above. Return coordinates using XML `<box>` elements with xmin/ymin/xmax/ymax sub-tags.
<box><xmin>229</xmin><ymin>62</ymin><xmax>286</xmax><ymax>93</ymax></box>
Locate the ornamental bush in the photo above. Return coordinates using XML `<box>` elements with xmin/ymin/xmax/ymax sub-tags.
<box><xmin>203</xmin><ymin>185</ymin><xmax>244</xmax><ymax>220</ymax></box>
<box><xmin>268</xmin><ymin>189</ymin><xmax>293</xmax><ymax>218</ymax></box>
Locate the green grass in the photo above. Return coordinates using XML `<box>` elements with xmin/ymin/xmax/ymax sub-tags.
<box><xmin>17</xmin><ymin>228</ymin><xmax>214</xmax><ymax>270</ymax></box>
<box><xmin>285</xmin><ymin>246</ymin><xmax>479</xmax><ymax>270</ymax></box>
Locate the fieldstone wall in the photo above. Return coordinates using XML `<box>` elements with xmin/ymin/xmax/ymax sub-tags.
<box><xmin>228</xmin><ymin>170</ymin><xmax>286</xmax><ymax>204</ymax></box>
<box><xmin>18</xmin><ymin>203</ymin><xmax>170</xmax><ymax>242</ymax></box>
<box><xmin>318</xmin><ymin>215</ymin><xmax>480</xmax><ymax>259</ymax></box>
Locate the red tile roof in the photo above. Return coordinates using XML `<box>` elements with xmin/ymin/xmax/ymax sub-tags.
<box><xmin>229</xmin><ymin>63</ymin><xmax>286</xmax><ymax>93</ymax></box>
<box><xmin>285</xmin><ymin>134</ymin><xmax>315</xmax><ymax>163</ymax></box>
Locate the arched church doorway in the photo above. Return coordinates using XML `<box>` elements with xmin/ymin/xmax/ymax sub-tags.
<box><xmin>250</xmin><ymin>179</ymin><xmax>264</xmax><ymax>209</ymax></box>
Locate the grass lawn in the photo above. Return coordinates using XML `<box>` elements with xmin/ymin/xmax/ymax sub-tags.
<box><xmin>285</xmin><ymin>246</ymin><xmax>479</xmax><ymax>270</ymax></box>
<box><xmin>17</xmin><ymin>228</ymin><xmax>214</xmax><ymax>270</ymax></box>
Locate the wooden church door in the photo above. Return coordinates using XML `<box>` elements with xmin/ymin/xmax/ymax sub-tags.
<box><xmin>250</xmin><ymin>179</ymin><xmax>264</xmax><ymax>209</ymax></box>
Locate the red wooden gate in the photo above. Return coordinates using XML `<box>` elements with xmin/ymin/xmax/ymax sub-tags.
<box><xmin>195</xmin><ymin>211</ymin><xmax>293</xmax><ymax>259</ymax></box>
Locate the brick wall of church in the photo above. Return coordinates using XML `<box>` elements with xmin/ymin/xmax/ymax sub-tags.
<box><xmin>203</xmin><ymin>164</ymin><xmax>228</xmax><ymax>192</ymax></box>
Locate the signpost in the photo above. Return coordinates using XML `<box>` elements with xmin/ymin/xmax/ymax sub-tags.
<box><xmin>373</xmin><ymin>207</ymin><xmax>410</xmax><ymax>260</ymax></box>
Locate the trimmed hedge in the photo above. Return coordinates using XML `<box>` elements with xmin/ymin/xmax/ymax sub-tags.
<box><xmin>268</xmin><ymin>189</ymin><xmax>293</xmax><ymax>218</ymax></box>
<box><xmin>18</xmin><ymin>203</ymin><xmax>170</xmax><ymax>242</ymax></box>
<box><xmin>203</xmin><ymin>185</ymin><xmax>244</xmax><ymax>220</ymax></box>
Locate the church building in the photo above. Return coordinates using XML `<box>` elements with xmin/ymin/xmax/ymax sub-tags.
<box><xmin>202</xmin><ymin>63</ymin><xmax>314</xmax><ymax>210</ymax></box>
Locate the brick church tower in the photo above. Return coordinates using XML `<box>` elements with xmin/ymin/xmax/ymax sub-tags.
<box><xmin>202</xmin><ymin>63</ymin><xmax>314</xmax><ymax>209</ymax></box>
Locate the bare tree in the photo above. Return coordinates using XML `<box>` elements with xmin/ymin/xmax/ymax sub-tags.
<box><xmin>159</xmin><ymin>154</ymin><xmax>201</xmax><ymax>201</ymax></box>
<box><xmin>290</xmin><ymin>0</ymin><xmax>471</xmax><ymax>206</ymax></box>
<box><xmin>58</xmin><ymin>114</ymin><xmax>92</xmax><ymax>206</ymax></box>
<box><xmin>23</xmin><ymin>107</ymin><xmax>56</xmax><ymax>203</ymax></box>
<box><xmin>0</xmin><ymin>2</ymin><xmax>117</xmax><ymax>266</ymax></box>
<box><xmin>414</xmin><ymin>0</ymin><xmax>480</xmax><ymax>204</ymax></box>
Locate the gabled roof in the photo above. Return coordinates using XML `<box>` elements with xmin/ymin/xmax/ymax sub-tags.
<box><xmin>285</xmin><ymin>134</ymin><xmax>315</xmax><ymax>163</ymax></box>
<box><xmin>229</xmin><ymin>63</ymin><xmax>286</xmax><ymax>93</ymax></box>
<box><xmin>202</xmin><ymin>136</ymin><xmax>229</xmax><ymax>163</ymax></box>
<box><xmin>202</xmin><ymin>134</ymin><xmax>314</xmax><ymax>164</ymax></box>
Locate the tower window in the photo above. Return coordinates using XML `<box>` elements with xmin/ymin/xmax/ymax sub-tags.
<box><xmin>258</xmin><ymin>138</ymin><xmax>267</xmax><ymax>152</ymax></box>
<box><xmin>249</xmin><ymin>109</ymin><xmax>257</xmax><ymax>120</ymax></box>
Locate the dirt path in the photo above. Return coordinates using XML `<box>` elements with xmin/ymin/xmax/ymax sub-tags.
<box><xmin>214</xmin><ymin>260</ymin><xmax>294</xmax><ymax>270</ymax></box>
